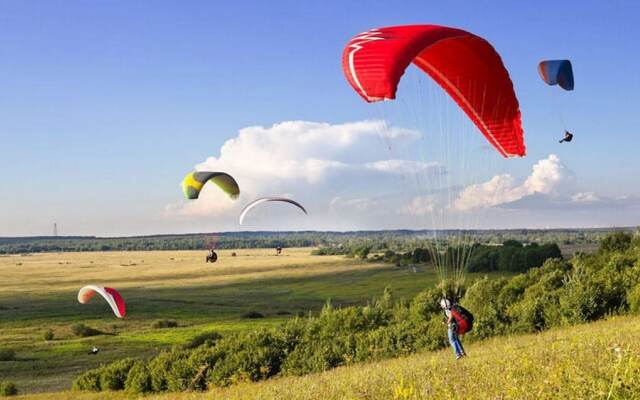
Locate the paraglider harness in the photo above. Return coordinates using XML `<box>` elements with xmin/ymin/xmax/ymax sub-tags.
<box><xmin>559</xmin><ymin>130</ymin><xmax>573</xmax><ymax>143</ymax></box>
<box><xmin>443</xmin><ymin>300</ymin><xmax>474</xmax><ymax>335</ymax></box>
<box><xmin>206</xmin><ymin>250</ymin><xmax>218</xmax><ymax>263</ymax></box>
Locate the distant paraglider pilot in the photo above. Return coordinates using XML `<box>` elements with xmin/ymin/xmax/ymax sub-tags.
<box><xmin>276</xmin><ymin>247</ymin><xmax>283</xmax><ymax>255</ymax></box>
<box><xmin>559</xmin><ymin>130</ymin><xmax>573</xmax><ymax>143</ymax></box>
<box><xmin>206</xmin><ymin>249</ymin><xmax>218</xmax><ymax>263</ymax></box>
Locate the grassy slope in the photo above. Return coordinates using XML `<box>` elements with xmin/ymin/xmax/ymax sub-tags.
<box><xmin>21</xmin><ymin>315</ymin><xmax>640</xmax><ymax>400</ymax></box>
<box><xmin>2</xmin><ymin>248</ymin><xmax>504</xmax><ymax>394</ymax></box>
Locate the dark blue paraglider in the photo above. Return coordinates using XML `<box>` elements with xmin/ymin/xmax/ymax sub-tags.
<box><xmin>538</xmin><ymin>60</ymin><xmax>574</xmax><ymax>91</ymax></box>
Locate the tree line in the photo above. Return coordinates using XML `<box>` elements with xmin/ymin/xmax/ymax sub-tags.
<box><xmin>315</xmin><ymin>239</ymin><xmax>562</xmax><ymax>273</ymax></box>
<box><xmin>0</xmin><ymin>228</ymin><xmax>628</xmax><ymax>255</ymax></box>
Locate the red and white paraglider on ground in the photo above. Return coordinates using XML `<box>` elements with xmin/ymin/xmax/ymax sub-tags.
<box><xmin>77</xmin><ymin>285</ymin><xmax>126</xmax><ymax>318</ymax></box>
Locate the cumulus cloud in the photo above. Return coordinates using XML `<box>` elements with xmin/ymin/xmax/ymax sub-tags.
<box><xmin>164</xmin><ymin>120</ymin><xmax>431</xmax><ymax>219</ymax></box>
<box><xmin>453</xmin><ymin>154</ymin><xmax>575</xmax><ymax>211</ymax></box>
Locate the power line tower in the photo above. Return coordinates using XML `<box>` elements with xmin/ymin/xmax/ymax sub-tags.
<box><xmin>53</xmin><ymin>223</ymin><xmax>58</xmax><ymax>237</ymax></box>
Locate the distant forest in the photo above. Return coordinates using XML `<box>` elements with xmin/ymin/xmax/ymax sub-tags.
<box><xmin>0</xmin><ymin>228</ymin><xmax>632</xmax><ymax>255</ymax></box>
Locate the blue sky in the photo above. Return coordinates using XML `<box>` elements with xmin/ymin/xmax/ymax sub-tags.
<box><xmin>1</xmin><ymin>0</ymin><xmax>639</xmax><ymax>236</ymax></box>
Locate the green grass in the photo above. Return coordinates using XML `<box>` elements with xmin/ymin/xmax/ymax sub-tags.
<box><xmin>0</xmin><ymin>248</ymin><xmax>502</xmax><ymax>394</ymax></box>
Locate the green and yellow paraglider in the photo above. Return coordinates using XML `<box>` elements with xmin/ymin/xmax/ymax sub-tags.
<box><xmin>181</xmin><ymin>171</ymin><xmax>240</xmax><ymax>200</ymax></box>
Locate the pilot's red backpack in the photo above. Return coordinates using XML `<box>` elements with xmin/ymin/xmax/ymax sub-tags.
<box><xmin>450</xmin><ymin>304</ymin><xmax>474</xmax><ymax>335</ymax></box>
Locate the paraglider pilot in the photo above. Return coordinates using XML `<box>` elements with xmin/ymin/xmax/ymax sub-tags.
<box><xmin>559</xmin><ymin>131</ymin><xmax>573</xmax><ymax>143</ymax></box>
<box><xmin>440</xmin><ymin>298</ymin><xmax>466</xmax><ymax>360</ymax></box>
<box><xmin>206</xmin><ymin>248</ymin><xmax>217</xmax><ymax>263</ymax></box>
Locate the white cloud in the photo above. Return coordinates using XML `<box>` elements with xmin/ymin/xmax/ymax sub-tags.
<box><xmin>364</xmin><ymin>159</ymin><xmax>445</xmax><ymax>175</ymax></box>
<box><xmin>521</xmin><ymin>154</ymin><xmax>575</xmax><ymax>194</ymax></box>
<box><xmin>453</xmin><ymin>154</ymin><xmax>575</xmax><ymax>211</ymax></box>
<box><xmin>571</xmin><ymin>192</ymin><xmax>600</xmax><ymax>203</ymax></box>
<box><xmin>164</xmin><ymin>120</ymin><xmax>425</xmax><ymax>219</ymax></box>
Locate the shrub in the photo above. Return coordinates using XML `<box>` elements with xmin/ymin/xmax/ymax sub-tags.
<box><xmin>99</xmin><ymin>358</ymin><xmax>136</xmax><ymax>391</ymax></box>
<box><xmin>147</xmin><ymin>350</ymin><xmax>190</xmax><ymax>392</ymax></box>
<box><xmin>508</xmin><ymin>266</ymin><xmax>565</xmax><ymax>332</ymax></box>
<box><xmin>0</xmin><ymin>381</ymin><xmax>18</xmax><ymax>396</ymax></box>
<box><xmin>125</xmin><ymin>362</ymin><xmax>152</xmax><ymax>393</ymax></box>
<box><xmin>0</xmin><ymin>350</ymin><xmax>16</xmax><ymax>362</ymax></box>
<box><xmin>241</xmin><ymin>311</ymin><xmax>264</xmax><ymax>319</ymax></box>
<box><xmin>207</xmin><ymin>330</ymin><xmax>289</xmax><ymax>387</ymax></box>
<box><xmin>152</xmin><ymin>320</ymin><xmax>178</xmax><ymax>329</ymax></box>
<box><xmin>43</xmin><ymin>329</ymin><xmax>54</xmax><ymax>341</ymax></box>
<box><xmin>165</xmin><ymin>355</ymin><xmax>198</xmax><ymax>391</ymax></box>
<box><xmin>71</xmin><ymin>324</ymin><xmax>102</xmax><ymax>337</ymax></box>
<box><xmin>184</xmin><ymin>331</ymin><xmax>222</xmax><ymax>350</ymax></box>
<box><xmin>72</xmin><ymin>368</ymin><xmax>102</xmax><ymax>391</ymax></box>
<box><xmin>354</xmin><ymin>318</ymin><xmax>435</xmax><ymax>363</ymax></box>
<box><xmin>409</xmin><ymin>286</ymin><xmax>442</xmax><ymax>320</ymax></box>
<box><xmin>462</xmin><ymin>277</ymin><xmax>508</xmax><ymax>339</ymax></box>
<box><xmin>281</xmin><ymin>304</ymin><xmax>389</xmax><ymax>376</ymax></box>
<box><xmin>628</xmin><ymin>284</ymin><xmax>640</xmax><ymax>314</ymax></box>
<box><xmin>600</xmin><ymin>231</ymin><xmax>632</xmax><ymax>253</ymax></box>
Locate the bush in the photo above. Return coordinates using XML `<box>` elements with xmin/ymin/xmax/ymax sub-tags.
<box><xmin>628</xmin><ymin>284</ymin><xmax>640</xmax><ymax>314</ymax></box>
<box><xmin>462</xmin><ymin>277</ymin><xmax>508</xmax><ymax>339</ymax></box>
<box><xmin>241</xmin><ymin>311</ymin><xmax>264</xmax><ymax>319</ymax></box>
<box><xmin>184</xmin><ymin>331</ymin><xmax>223</xmax><ymax>350</ymax></box>
<box><xmin>72</xmin><ymin>368</ymin><xmax>102</xmax><ymax>391</ymax></box>
<box><xmin>43</xmin><ymin>329</ymin><xmax>54</xmax><ymax>341</ymax></box>
<box><xmin>0</xmin><ymin>381</ymin><xmax>18</xmax><ymax>396</ymax></box>
<box><xmin>508</xmin><ymin>263</ymin><xmax>566</xmax><ymax>332</ymax></box>
<box><xmin>409</xmin><ymin>286</ymin><xmax>442</xmax><ymax>320</ymax></box>
<box><xmin>99</xmin><ymin>358</ymin><xmax>136</xmax><ymax>391</ymax></box>
<box><xmin>152</xmin><ymin>320</ymin><xmax>178</xmax><ymax>329</ymax></box>
<box><xmin>147</xmin><ymin>350</ymin><xmax>190</xmax><ymax>392</ymax></box>
<box><xmin>207</xmin><ymin>330</ymin><xmax>289</xmax><ymax>387</ymax></box>
<box><xmin>281</xmin><ymin>303</ymin><xmax>389</xmax><ymax>376</ymax></box>
<box><xmin>0</xmin><ymin>350</ymin><xmax>16</xmax><ymax>362</ymax></box>
<box><xmin>125</xmin><ymin>362</ymin><xmax>152</xmax><ymax>393</ymax></box>
<box><xmin>600</xmin><ymin>231</ymin><xmax>632</xmax><ymax>253</ymax></box>
<box><xmin>71</xmin><ymin>324</ymin><xmax>102</xmax><ymax>337</ymax></box>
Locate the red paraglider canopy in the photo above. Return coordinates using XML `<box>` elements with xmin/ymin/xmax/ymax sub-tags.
<box><xmin>342</xmin><ymin>25</ymin><xmax>525</xmax><ymax>158</ymax></box>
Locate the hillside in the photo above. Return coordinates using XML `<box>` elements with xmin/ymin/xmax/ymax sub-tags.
<box><xmin>19</xmin><ymin>315</ymin><xmax>640</xmax><ymax>399</ymax></box>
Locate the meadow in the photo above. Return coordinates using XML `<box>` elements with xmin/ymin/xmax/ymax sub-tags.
<box><xmin>0</xmin><ymin>248</ymin><xmax>487</xmax><ymax>394</ymax></box>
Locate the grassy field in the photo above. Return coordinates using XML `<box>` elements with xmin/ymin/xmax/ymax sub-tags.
<box><xmin>0</xmin><ymin>248</ymin><xmax>496</xmax><ymax>394</ymax></box>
